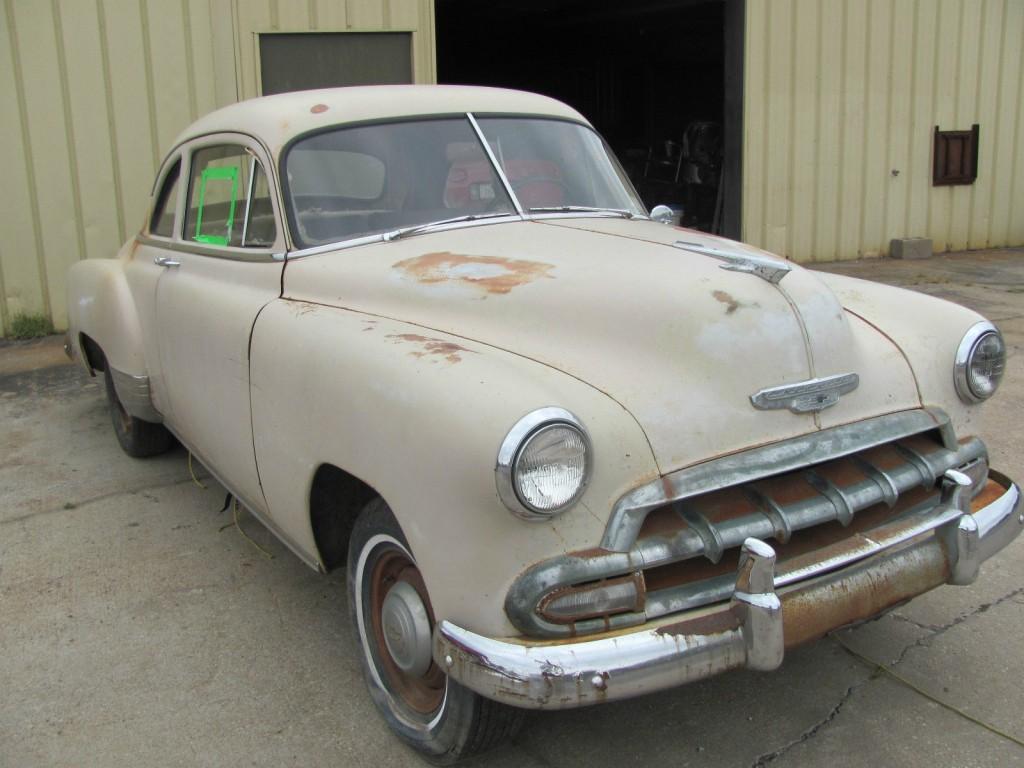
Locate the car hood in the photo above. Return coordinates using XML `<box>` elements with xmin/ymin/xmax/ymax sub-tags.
<box><xmin>282</xmin><ymin>218</ymin><xmax>921</xmax><ymax>474</ymax></box>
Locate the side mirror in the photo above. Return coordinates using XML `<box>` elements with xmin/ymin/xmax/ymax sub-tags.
<box><xmin>650</xmin><ymin>204</ymin><xmax>682</xmax><ymax>225</ymax></box>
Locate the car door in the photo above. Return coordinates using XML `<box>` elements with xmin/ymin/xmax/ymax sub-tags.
<box><xmin>126</xmin><ymin>153</ymin><xmax>185</xmax><ymax>418</ymax></box>
<box><xmin>153</xmin><ymin>134</ymin><xmax>285</xmax><ymax>514</ymax></box>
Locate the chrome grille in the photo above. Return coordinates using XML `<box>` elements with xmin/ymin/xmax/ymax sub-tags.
<box><xmin>505</xmin><ymin>409</ymin><xmax>989</xmax><ymax>638</ymax></box>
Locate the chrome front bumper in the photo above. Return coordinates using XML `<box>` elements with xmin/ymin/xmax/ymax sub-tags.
<box><xmin>434</xmin><ymin>472</ymin><xmax>1022</xmax><ymax>709</ymax></box>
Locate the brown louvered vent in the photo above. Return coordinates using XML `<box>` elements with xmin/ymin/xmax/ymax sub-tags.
<box><xmin>933</xmin><ymin>124</ymin><xmax>979</xmax><ymax>186</ymax></box>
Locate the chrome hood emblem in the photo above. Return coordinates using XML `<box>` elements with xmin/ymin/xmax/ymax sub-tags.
<box><xmin>673</xmin><ymin>241</ymin><xmax>791</xmax><ymax>284</ymax></box>
<box><xmin>750</xmin><ymin>373</ymin><xmax>860</xmax><ymax>414</ymax></box>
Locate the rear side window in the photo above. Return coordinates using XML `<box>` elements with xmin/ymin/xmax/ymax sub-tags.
<box><xmin>184</xmin><ymin>145</ymin><xmax>277</xmax><ymax>248</ymax></box>
<box><xmin>150</xmin><ymin>160</ymin><xmax>180</xmax><ymax>237</ymax></box>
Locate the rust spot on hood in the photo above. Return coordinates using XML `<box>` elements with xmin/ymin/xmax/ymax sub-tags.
<box><xmin>310</xmin><ymin>103</ymin><xmax>329</xmax><ymax>114</ymax></box>
<box><xmin>386</xmin><ymin>333</ymin><xmax>474</xmax><ymax>364</ymax></box>
<box><xmin>712</xmin><ymin>290</ymin><xmax>740</xmax><ymax>314</ymax></box>
<box><xmin>394</xmin><ymin>252</ymin><xmax>554</xmax><ymax>295</ymax></box>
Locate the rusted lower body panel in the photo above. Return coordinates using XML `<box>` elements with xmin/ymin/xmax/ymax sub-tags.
<box><xmin>780</xmin><ymin>538</ymin><xmax>948</xmax><ymax>648</ymax></box>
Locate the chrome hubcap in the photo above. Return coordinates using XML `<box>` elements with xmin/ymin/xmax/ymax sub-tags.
<box><xmin>381</xmin><ymin>580</ymin><xmax>432</xmax><ymax>677</ymax></box>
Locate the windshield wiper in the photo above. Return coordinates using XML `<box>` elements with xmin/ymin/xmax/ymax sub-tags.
<box><xmin>382</xmin><ymin>212</ymin><xmax>515</xmax><ymax>242</ymax></box>
<box><xmin>527</xmin><ymin>206</ymin><xmax>636</xmax><ymax>218</ymax></box>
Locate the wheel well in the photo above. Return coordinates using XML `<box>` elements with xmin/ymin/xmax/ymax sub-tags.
<box><xmin>79</xmin><ymin>333</ymin><xmax>106</xmax><ymax>374</ymax></box>
<box><xmin>310</xmin><ymin>463</ymin><xmax>379</xmax><ymax>572</ymax></box>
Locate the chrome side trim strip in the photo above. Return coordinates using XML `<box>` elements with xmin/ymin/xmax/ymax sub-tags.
<box><xmin>109</xmin><ymin>368</ymin><xmax>163</xmax><ymax>423</ymax></box>
<box><xmin>603</xmin><ymin>408</ymin><xmax>954</xmax><ymax>552</ymax></box>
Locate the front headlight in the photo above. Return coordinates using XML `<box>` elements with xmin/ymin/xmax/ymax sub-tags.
<box><xmin>496</xmin><ymin>407</ymin><xmax>591</xmax><ymax>520</ymax></box>
<box><xmin>954</xmin><ymin>321</ymin><xmax>1006</xmax><ymax>403</ymax></box>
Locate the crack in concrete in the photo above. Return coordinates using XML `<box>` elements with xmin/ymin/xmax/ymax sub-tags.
<box><xmin>747</xmin><ymin>587</ymin><xmax>1024</xmax><ymax>765</ymax></box>
<box><xmin>890</xmin><ymin>586</ymin><xmax>1024</xmax><ymax>666</ymax></box>
<box><xmin>0</xmin><ymin>476</ymin><xmax>199</xmax><ymax>527</ymax></box>
<box><xmin>889</xmin><ymin>613</ymin><xmax>943</xmax><ymax>633</ymax></box>
<box><xmin>748</xmin><ymin>672</ymin><xmax>878</xmax><ymax>767</ymax></box>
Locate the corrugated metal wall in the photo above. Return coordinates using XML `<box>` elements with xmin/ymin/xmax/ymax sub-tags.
<box><xmin>743</xmin><ymin>0</ymin><xmax>1024</xmax><ymax>262</ymax></box>
<box><xmin>0</xmin><ymin>0</ymin><xmax>435</xmax><ymax>335</ymax></box>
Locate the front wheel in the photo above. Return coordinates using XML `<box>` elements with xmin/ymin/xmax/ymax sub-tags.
<box><xmin>347</xmin><ymin>498</ymin><xmax>524</xmax><ymax>764</ymax></box>
<box><xmin>103</xmin><ymin>368</ymin><xmax>173</xmax><ymax>458</ymax></box>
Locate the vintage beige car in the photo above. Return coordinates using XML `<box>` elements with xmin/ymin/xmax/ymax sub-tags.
<box><xmin>66</xmin><ymin>85</ymin><xmax>1020</xmax><ymax>763</ymax></box>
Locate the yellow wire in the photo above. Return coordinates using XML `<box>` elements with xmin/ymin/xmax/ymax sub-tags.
<box><xmin>832</xmin><ymin>633</ymin><xmax>1024</xmax><ymax>748</ymax></box>
<box><xmin>187</xmin><ymin>451</ymin><xmax>207</xmax><ymax>490</ymax></box>
<box><xmin>231</xmin><ymin>498</ymin><xmax>274</xmax><ymax>560</ymax></box>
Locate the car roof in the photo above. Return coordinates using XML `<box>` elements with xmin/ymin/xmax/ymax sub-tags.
<box><xmin>172</xmin><ymin>85</ymin><xmax>589</xmax><ymax>155</ymax></box>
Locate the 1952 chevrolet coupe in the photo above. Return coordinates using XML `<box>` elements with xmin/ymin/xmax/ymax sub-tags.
<box><xmin>66</xmin><ymin>85</ymin><xmax>1020</xmax><ymax>763</ymax></box>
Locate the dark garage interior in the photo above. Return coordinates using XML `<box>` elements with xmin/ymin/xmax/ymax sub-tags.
<box><xmin>436</xmin><ymin>0</ymin><xmax>743</xmax><ymax>237</ymax></box>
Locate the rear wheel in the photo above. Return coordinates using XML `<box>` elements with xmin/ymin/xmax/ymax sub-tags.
<box><xmin>347</xmin><ymin>498</ymin><xmax>524</xmax><ymax>764</ymax></box>
<box><xmin>103</xmin><ymin>367</ymin><xmax>173</xmax><ymax>458</ymax></box>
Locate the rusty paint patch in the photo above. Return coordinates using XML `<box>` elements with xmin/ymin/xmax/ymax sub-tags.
<box><xmin>712</xmin><ymin>290</ymin><xmax>740</xmax><ymax>314</ymax></box>
<box><xmin>656</xmin><ymin>608</ymin><xmax>741</xmax><ymax>638</ymax></box>
<box><xmin>781</xmin><ymin>540</ymin><xmax>947</xmax><ymax>648</ymax></box>
<box><xmin>310</xmin><ymin>103</ymin><xmax>329</xmax><ymax>114</ymax></box>
<box><xmin>565</xmin><ymin>547</ymin><xmax>614</xmax><ymax>561</ymax></box>
<box><xmin>386</xmin><ymin>333</ymin><xmax>474</xmax><ymax>364</ymax></box>
<box><xmin>394</xmin><ymin>252</ymin><xmax>555</xmax><ymax>295</ymax></box>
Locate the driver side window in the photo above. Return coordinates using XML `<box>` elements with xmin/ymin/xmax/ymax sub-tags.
<box><xmin>184</xmin><ymin>144</ymin><xmax>277</xmax><ymax>248</ymax></box>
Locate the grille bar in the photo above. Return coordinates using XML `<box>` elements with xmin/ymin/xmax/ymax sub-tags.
<box><xmin>602</xmin><ymin>408</ymin><xmax>958</xmax><ymax>552</ymax></box>
<box><xmin>644</xmin><ymin>499</ymin><xmax>966</xmax><ymax>620</ymax></box>
<box><xmin>635</xmin><ymin>438</ymin><xmax>984</xmax><ymax>570</ymax></box>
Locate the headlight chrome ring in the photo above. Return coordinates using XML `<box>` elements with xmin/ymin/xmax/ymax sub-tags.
<box><xmin>495</xmin><ymin>407</ymin><xmax>592</xmax><ymax>521</ymax></box>
<box><xmin>954</xmin><ymin>321</ymin><xmax>1006</xmax><ymax>403</ymax></box>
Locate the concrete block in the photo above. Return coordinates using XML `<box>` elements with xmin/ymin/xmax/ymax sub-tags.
<box><xmin>890</xmin><ymin>237</ymin><xmax>933</xmax><ymax>260</ymax></box>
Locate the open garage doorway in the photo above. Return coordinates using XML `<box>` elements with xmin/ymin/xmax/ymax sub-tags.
<box><xmin>436</xmin><ymin>0</ymin><xmax>744</xmax><ymax>237</ymax></box>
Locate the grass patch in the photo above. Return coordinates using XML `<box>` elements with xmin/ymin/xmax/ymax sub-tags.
<box><xmin>7</xmin><ymin>312</ymin><xmax>54</xmax><ymax>340</ymax></box>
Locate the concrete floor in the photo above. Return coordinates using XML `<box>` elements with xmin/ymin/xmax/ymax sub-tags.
<box><xmin>2</xmin><ymin>248</ymin><xmax>1023</xmax><ymax>767</ymax></box>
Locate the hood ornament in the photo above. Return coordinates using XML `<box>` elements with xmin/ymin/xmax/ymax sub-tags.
<box><xmin>751</xmin><ymin>373</ymin><xmax>860</xmax><ymax>414</ymax></box>
<box><xmin>674</xmin><ymin>241</ymin><xmax>791</xmax><ymax>284</ymax></box>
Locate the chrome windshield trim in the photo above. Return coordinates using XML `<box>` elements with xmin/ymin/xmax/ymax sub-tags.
<box><xmin>602</xmin><ymin>407</ymin><xmax>956</xmax><ymax>551</ymax></box>
<box><xmin>382</xmin><ymin>211</ymin><xmax>517</xmax><ymax>242</ymax></box>
<box><xmin>282</xmin><ymin>214</ymin><xmax>525</xmax><ymax>261</ymax></box>
<box><xmin>466</xmin><ymin>112</ymin><xmax>526</xmax><ymax>216</ymax></box>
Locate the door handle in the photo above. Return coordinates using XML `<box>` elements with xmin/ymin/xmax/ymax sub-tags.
<box><xmin>154</xmin><ymin>256</ymin><xmax>181</xmax><ymax>268</ymax></box>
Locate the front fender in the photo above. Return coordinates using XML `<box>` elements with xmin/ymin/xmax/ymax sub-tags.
<box><xmin>815</xmin><ymin>272</ymin><xmax>993</xmax><ymax>437</ymax></box>
<box><xmin>249</xmin><ymin>298</ymin><xmax>658</xmax><ymax>637</ymax></box>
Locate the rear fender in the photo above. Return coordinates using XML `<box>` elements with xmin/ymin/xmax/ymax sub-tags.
<box><xmin>66</xmin><ymin>242</ymin><xmax>158</xmax><ymax>420</ymax></box>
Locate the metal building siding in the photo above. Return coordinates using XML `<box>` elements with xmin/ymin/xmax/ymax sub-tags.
<box><xmin>0</xmin><ymin>0</ymin><xmax>435</xmax><ymax>334</ymax></box>
<box><xmin>743</xmin><ymin>0</ymin><xmax>1024</xmax><ymax>262</ymax></box>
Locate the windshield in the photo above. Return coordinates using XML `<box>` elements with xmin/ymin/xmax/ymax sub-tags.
<box><xmin>283</xmin><ymin>116</ymin><xmax>645</xmax><ymax>249</ymax></box>
<box><xmin>476</xmin><ymin>117</ymin><xmax>644</xmax><ymax>215</ymax></box>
